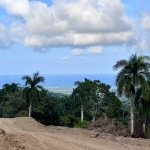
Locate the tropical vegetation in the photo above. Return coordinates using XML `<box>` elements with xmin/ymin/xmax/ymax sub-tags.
<box><xmin>0</xmin><ymin>54</ymin><xmax>150</xmax><ymax>138</ymax></box>
<box><xmin>22</xmin><ymin>72</ymin><xmax>45</xmax><ymax>117</ymax></box>
<box><xmin>113</xmin><ymin>53</ymin><xmax>150</xmax><ymax>136</ymax></box>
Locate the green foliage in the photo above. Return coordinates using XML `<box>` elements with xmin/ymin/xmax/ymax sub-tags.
<box><xmin>33</xmin><ymin>92</ymin><xmax>66</xmax><ymax>126</ymax></box>
<box><xmin>61</xmin><ymin>95</ymin><xmax>75</xmax><ymax>115</ymax></box>
<box><xmin>116</xmin><ymin>117</ymin><xmax>129</xmax><ymax>126</ymax></box>
<box><xmin>60</xmin><ymin>116</ymin><xmax>71</xmax><ymax>127</ymax></box>
<box><xmin>60</xmin><ymin>115</ymin><xmax>79</xmax><ymax>127</ymax></box>
<box><xmin>0</xmin><ymin>85</ymin><xmax>27</xmax><ymax>118</ymax></box>
<box><xmin>22</xmin><ymin>72</ymin><xmax>45</xmax><ymax>117</ymax></box>
<box><xmin>113</xmin><ymin>53</ymin><xmax>150</xmax><ymax>98</ymax></box>
<box><xmin>106</xmin><ymin>93</ymin><xmax>121</xmax><ymax>118</ymax></box>
<box><xmin>72</xmin><ymin>78</ymin><xmax>121</xmax><ymax>121</ymax></box>
<box><xmin>74</xmin><ymin>120</ymin><xmax>88</xmax><ymax>128</ymax></box>
<box><xmin>16</xmin><ymin>110</ymin><xmax>28</xmax><ymax>117</ymax></box>
<box><xmin>113</xmin><ymin>53</ymin><xmax>150</xmax><ymax>135</ymax></box>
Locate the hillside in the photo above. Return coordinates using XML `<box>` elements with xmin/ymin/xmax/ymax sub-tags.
<box><xmin>0</xmin><ymin>117</ymin><xmax>150</xmax><ymax>150</ymax></box>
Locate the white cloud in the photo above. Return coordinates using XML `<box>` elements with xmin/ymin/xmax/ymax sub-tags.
<box><xmin>87</xmin><ymin>46</ymin><xmax>103</xmax><ymax>54</ymax></box>
<box><xmin>62</xmin><ymin>56</ymin><xmax>70</xmax><ymax>61</ymax></box>
<box><xmin>0</xmin><ymin>0</ymin><xmax>29</xmax><ymax>18</ymax></box>
<box><xmin>134</xmin><ymin>12</ymin><xmax>150</xmax><ymax>51</ymax></box>
<box><xmin>0</xmin><ymin>24</ymin><xmax>14</xmax><ymax>49</ymax></box>
<box><xmin>0</xmin><ymin>0</ymin><xmax>135</xmax><ymax>50</ymax></box>
<box><xmin>141</xmin><ymin>15</ymin><xmax>150</xmax><ymax>31</ymax></box>
<box><xmin>71</xmin><ymin>49</ymin><xmax>84</xmax><ymax>56</ymax></box>
<box><xmin>133</xmin><ymin>35</ymin><xmax>150</xmax><ymax>51</ymax></box>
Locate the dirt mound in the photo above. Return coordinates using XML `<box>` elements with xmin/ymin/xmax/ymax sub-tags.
<box><xmin>11</xmin><ymin>117</ymin><xmax>46</xmax><ymax>132</ymax></box>
<box><xmin>0</xmin><ymin>117</ymin><xmax>46</xmax><ymax>132</ymax></box>
<box><xmin>0</xmin><ymin>117</ymin><xmax>150</xmax><ymax>150</ymax></box>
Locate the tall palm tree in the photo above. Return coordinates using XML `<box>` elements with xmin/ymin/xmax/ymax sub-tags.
<box><xmin>22</xmin><ymin>72</ymin><xmax>45</xmax><ymax>117</ymax></box>
<box><xmin>113</xmin><ymin>54</ymin><xmax>150</xmax><ymax>135</ymax></box>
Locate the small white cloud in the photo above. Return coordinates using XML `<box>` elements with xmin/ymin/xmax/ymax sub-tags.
<box><xmin>87</xmin><ymin>46</ymin><xmax>103</xmax><ymax>54</ymax></box>
<box><xmin>71</xmin><ymin>49</ymin><xmax>84</xmax><ymax>56</ymax></box>
<box><xmin>62</xmin><ymin>56</ymin><xmax>70</xmax><ymax>61</ymax></box>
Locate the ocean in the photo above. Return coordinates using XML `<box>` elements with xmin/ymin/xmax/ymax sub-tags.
<box><xmin>0</xmin><ymin>74</ymin><xmax>117</xmax><ymax>94</ymax></box>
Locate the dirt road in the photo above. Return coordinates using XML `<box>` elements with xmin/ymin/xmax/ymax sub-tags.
<box><xmin>0</xmin><ymin>117</ymin><xmax>150</xmax><ymax>150</ymax></box>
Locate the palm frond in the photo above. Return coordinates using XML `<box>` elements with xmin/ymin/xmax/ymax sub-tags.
<box><xmin>22</xmin><ymin>75</ymin><xmax>33</xmax><ymax>86</ymax></box>
<box><xmin>113</xmin><ymin>59</ymin><xmax>128</xmax><ymax>70</ymax></box>
<box><xmin>74</xmin><ymin>81</ymin><xmax>82</xmax><ymax>86</ymax></box>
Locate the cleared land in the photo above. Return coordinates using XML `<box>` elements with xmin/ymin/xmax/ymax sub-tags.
<box><xmin>0</xmin><ymin>117</ymin><xmax>150</xmax><ymax>150</ymax></box>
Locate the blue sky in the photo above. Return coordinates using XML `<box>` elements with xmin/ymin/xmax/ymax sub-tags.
<box><xmin>0</xmin><ymin>0</ymin><xmax>150</xmax><ymax>75</ymax></box>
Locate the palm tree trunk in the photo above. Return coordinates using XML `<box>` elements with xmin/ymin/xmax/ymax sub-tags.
<box><xmin>130</xmin><ymin>93</ymin><xmax>134</xmax><ymax>135</ymax></box>
<box><xmin>81</xmin><ymin>104</ymin><xmax>84</xmax><ymax>122</ymax></box>
<box><xmin>29</xmin><ymin>103</ymin><xmax>32</xmax><ymax>117</ymax></box>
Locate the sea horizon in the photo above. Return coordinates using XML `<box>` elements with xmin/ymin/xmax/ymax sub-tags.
<box><xmin>0</xmin><ymin>74</ymin><xmax>117</xmax><ymax>94</ymax></box>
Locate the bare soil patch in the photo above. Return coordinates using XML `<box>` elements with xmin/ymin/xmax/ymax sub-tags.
<box><xmin>0</xmin><ymin>117</ymin><xmax>150</xmax><ymax>150</ymax></box>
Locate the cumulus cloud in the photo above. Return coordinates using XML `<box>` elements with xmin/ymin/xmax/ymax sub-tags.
<box><xmin>0</xmin><ymin>0</ymin><xmax>135</xmax><ymax>50</ymax></box>
<box><xmin>0</xmin><ymin>0</ymin><xmax>29</xmax><ymax>18</ymax></box>
<box><xmin>87</xmin><ymin>46</ymin><xmax>103</xmax><ymax>54</ymax></box>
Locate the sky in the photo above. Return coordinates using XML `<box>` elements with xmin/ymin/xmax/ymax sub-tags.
<box><xmin>0</xmin><ymin>0</ymin><xmax>150</xmax><ymax>75</ymax></box>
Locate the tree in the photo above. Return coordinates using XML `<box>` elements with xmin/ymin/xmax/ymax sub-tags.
<box><xmin>72</xmin><ymin>79</ymin><xmax>121</xmax><ymax>122</ymax></box>
<box><xmin>35</xmin><ymin>92</ymin><xmax>66</xmax><ymax>126</ymax></box>
<box><xmin>113</xmin><ymin>53</ymin><xmax>150</xmax><ymax>135</ymax></box>
<box><xmin>134</xmin><ymin>80</ymin><xmax>150</xmax><ymax>137</ymax></box>
<box><xmin>3</xmin><ymin>83</ymin><xmax>20</xmax><ymax>93</ymax></box>
<box><xmin>0</xmin><ymin>83</ymin><xmax>25</xmax><ymax>118</ymax></box>
<box><xmin>22</xmin><ymin>72</ymin><xmax>45</xmax><ymax>117</ymax></box>
<box><xmin>72</xmin><ymin>79</ymin><xmax>96</xmax><ymax>121</ymax></box>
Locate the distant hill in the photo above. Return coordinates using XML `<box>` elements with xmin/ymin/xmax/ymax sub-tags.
<box><xmin>50</xmin><ymin>92</ymin><xmax>68</xmax><ymax>98</ymax></box>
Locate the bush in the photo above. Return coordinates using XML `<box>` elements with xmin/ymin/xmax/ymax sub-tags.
<box><xmin>16</xmin><ymin>110</ymin><xmax>28</xmax><ymax>117</ymax></box>
<box><xmin>74</xmin><ymin>120</ymin><xmax>88</xmax><ymax>128</ymax></box>
<box><xmin>60</xmin><ymin>116</ymin><xmax>71</xmax><ymax>127</ymax></box>
<box><xmin>60</xmin><ymin>115</ymin><xmax>79</xmax><ymax>127</ymax></box>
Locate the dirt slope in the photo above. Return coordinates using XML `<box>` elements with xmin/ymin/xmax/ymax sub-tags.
<box><xmin>0</xmin><ymin>117</ymin><xmax>150</xmax><ymax>150</ymax></box>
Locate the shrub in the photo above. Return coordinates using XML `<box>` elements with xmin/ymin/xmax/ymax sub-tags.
<box><xmin>60</xmin><ymin>116</ymin><xmax>71</xmax><ymax>127</ymax></box>
<box><xmin>60</xmin><ymin>115</ymin><xmax>79</xmax><ymax>127</ymax></box>
<box><xmin>16</xmin><ymin>110</ymin><xmax>28</xmax><ymax>117</ymax></box>
<box><xmin>74</xmin><ymin>120</ymin><xmax>88</xmax><ymax>128</ymax></box>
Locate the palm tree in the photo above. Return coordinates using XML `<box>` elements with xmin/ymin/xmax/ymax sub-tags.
<box><xmin>113</xmin><ymin>53</ymin><xmax>150</xmax><ymax>135</ymax></box>
<box><xmin>22</xmin><ymin>72</ymin><xmax>45</xmax><ymax>117</ymax></box>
